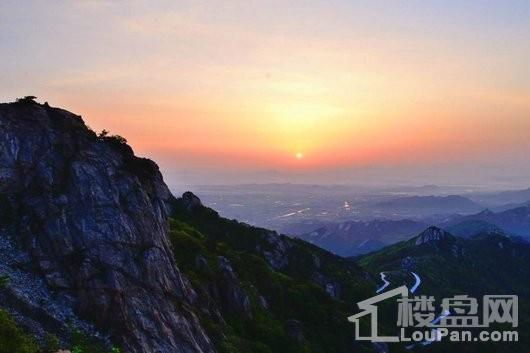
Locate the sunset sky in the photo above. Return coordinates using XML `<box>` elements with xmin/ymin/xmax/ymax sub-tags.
<box><xmin>2</xmin><ymin>1</ymin><xmax>529</xmax><ymax>187</ymax></box>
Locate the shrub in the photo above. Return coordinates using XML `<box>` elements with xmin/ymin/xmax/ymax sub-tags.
<box><xmin>98</xmin><ymin>130</ymin><xmax>127</xmax><ymax>145</ymax></box>
<box><xmin>0</xmin><ymin>309</ymin><xmax>38</xmax><ymax>353</ymax></box>
<box><xmin>98</xmin><ymin>129</ymin><xmax>109</xmax><ymax>138</ymax></box>
<box><xmin>15</xmin><ymin>96</ymin><xmax>37</xmax><ymax>104</ymax></box>
<box><xmin>108</xmin><ymin>135</ymin><xmax>127</xmax><ymax>144</ymax></box>
<box><xmin>44</xmin><ymin>333</ymin><xmax>60</xmax><ymax>353</ymax></box>
<box><xmin>0</xmin><ymin>275</ymin><xmax>9</xmax><ymax>288</ymax></box>
<box><xmin>71</xmin><ymin>346</ymin><xmax>83</xmax><ymax>353</ymax></box>
<box><xmin>69</xmin><ymin>329</ymin><xmax>120</xmax><ymax>353</ymax></box>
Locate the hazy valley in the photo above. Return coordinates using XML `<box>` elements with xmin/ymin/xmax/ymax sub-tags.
<box><xmin>187</xmin><ymin>184</ymin><xmax>530</xmax><ymax>256</ymax></box>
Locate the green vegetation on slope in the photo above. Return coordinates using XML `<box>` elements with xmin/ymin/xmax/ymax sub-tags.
<box><xmin>0</xmin><ymin>309</ymin><xmax>38</xmax><ymax>353</ymax></box>
<box><xmin>169</xmin><ymin>195</ymin><xmax>380</xmax><ymax>353</ymax></box>
<box><xmin>0</xmin><ymin>309</ymin><xmax>120</xmax><ymax>353</ymax></box>
<box><xmin>358</xmin><ymin>229</ymin><xmax>530</xmax><ymax>353</ymax></box>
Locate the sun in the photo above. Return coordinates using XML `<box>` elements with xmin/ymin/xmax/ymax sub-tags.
<box><xmin>295</xmin><ymin>152</ymin><xmax>304</xmax><ymax>160</ymax></box>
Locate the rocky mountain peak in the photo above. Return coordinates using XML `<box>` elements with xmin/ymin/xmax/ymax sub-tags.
<box><xmin>415</xmin><ymin>226</ymin><xmax>453</xmax><ymax>245</ymax></box>
<box><xmin>0</xmin><ymin>101</ymin><xmax>214</xmax><ymax>353</ymax></box>
<box><xmin>182</xmin><ymin>191</ymin><xmax>203</xmax><ymax>211</ymax></box>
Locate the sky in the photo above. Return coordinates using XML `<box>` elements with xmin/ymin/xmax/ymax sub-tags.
<box><xmin>1</xmin><ymin>1</ymin><xmax>530</xmax><ymax>188</ymax></box>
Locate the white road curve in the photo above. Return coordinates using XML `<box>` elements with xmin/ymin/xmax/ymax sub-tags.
<box><xmin>375</xmin><ymin>271</ymin><xmax>422</xmax><ymax>294</ymax></box>
<box><xmin>373</xmin><ymin>271</ymin><xmax>449</xmax><ymax>349</ymax></box>
<box><xmin>376</xmin><ymin>272</ymin><xmax>390</xmax><ymax>293</ymax></box>
<box><xmin>410</xmin><ymin>272</ymin><xmax>421</xmax><ymax>294</ymax></box>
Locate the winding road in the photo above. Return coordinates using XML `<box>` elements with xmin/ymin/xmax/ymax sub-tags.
<box><xmin>375</xmin><ymin>271</ymin><xmax>421</xmax><ymax>294</ymax></box>
<box><xmin>375</xmin><ymin>272</ymin><xmax>390</xmax><ymax>293</ymax></box>
<box><xmin>374</xmin><ymin>270</ymin><xmax>450</xmax><ymax>349</ymax></box>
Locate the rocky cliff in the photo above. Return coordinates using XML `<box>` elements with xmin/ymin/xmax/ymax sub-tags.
<box><xmin>0</xmin><ymin>100</ymin><xmax>215</xmax><ymax>353</ymax></box>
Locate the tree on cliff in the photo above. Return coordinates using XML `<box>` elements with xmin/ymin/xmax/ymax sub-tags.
<box><xmin>15</xmin><ymin>96</ymin><xmax>37</xmax><ymax>104</ymax></box>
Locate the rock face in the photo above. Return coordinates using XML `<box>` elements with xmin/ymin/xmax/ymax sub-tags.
<box><xmin>181</xmin><ymin>191</ymin><xmax>203</xmax><ymax>211</ymax></box>
<box><xmin>216</xmin><ymin>256</ymin><xmax>252</xmax><ymax>319</ymax></box>
<box><xmin>0</xmin><ymin>234</ymin><xmax>103</xmax><ymax>346</ymax></box>
<box><xmin>415</xmin><ymin>226</ymin><xmax>453</xmax><ymax>245</ymax></box>
<box><xmin>0</xmin><ymin>102</ymin><xmax>215</xmax><ymax>353</ymax></box>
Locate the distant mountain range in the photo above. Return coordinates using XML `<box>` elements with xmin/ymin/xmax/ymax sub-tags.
<box><xmin>442</xmin><ymin>206</ymin><xmax>530</xmax><ymax>237</ymax></box>
<box><xmin>375</xmin><ymin>195</ymin><xmax>483</xmax><ymax>215</ymax></box>
<box><xmin>469</xmin><ymin>187</ymin><xmax>530</xmax><ymax>206</ymax></box>
<box><xmin>445</xmin><ymin>219</ymin><xmax>505</xmax><ymax>238</ymax></box>
<box><xmin>297</xmin><ymin>219</ymin><xmax>427</xmax><ymax>256</ymax></box>
<box><xmin>293</xmin><ymin>204</ymin><xmax>530</xmax><ymax>257</ymax></box>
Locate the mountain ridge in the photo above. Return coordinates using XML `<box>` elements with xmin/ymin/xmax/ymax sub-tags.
<box><xmin>442</xmin><ymin>205</ymin><xmax>530</xmax><ymax>237</ymax></box>
<box><xmin>297</xmin><ymin>219</ymin><xmax>427</xmax><ymax>256</ymax></box>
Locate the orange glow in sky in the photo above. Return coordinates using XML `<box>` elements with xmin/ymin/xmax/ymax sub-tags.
<box><xmin>2</xmin><ymin>1</ymin><xmax>530</xmax><ymax>185</ymax></box>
